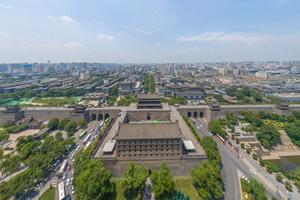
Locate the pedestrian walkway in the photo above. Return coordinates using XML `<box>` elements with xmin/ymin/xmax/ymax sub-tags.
<box><xmin>143</xmin><ymin>177</ymin><xmax>155</xmax><ymax>200</ymax></box>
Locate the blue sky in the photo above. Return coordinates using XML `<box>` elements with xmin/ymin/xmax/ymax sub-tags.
<box><xmin>0</xmin><ymin>0</ymin><xmax>300</xmax><ymax>63</ymax></box>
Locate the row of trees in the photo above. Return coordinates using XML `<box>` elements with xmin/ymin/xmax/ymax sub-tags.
<box><xmin>117</xmin><ymin>94</ymin><xmax>138</xmax><ymax>106</ymax></box>
<box><xmin>149</xmin><ymin>74</ymin><xmax>155</xmax><ymax>94</ymax></box>
<box><xmin>47</xmin><ymin>117</ymin><xmax>87</xmax><ymax>136</ymax></box>
<box><xmin>160</xmin><ymin>96</ymin><xmax>188</xmax><ymax>105</ymax></box>
<box><xmin>0</xmin><ymin>132</ymin><xmax>75</xmax><ymax>199</ymax></box>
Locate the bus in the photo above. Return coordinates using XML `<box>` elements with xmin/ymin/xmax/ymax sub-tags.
<box><xmin>105</xmin><ymin>118</ymin><xmax>109</xmax><ymax>123</ymax></box>
<box><xmin>231</xmin><ymin>147</ymin><xmax>240</xmax><ymax>157</ymax></box>
<box><xmin>153</xmin><ymin>121</ymin><xmax>162</xmax><ymax>124</ymax></box>
<box><xmin>79</xmin><ymin>130</ymin><xmax>87</xmax><ymax>139</ymax></box>
<box><xmin>66</xmin><ymin>141</ymin><xmax>76</xmax><ymax>152</ymax></box>
<box><xmin>216</xmin><ymin>134</ymin><xmax>226</xmax><ymax>144</ymax></box>
<box><xmin>56</xmin><ymin>159</ymin><xmax>68</xmax><ymax>177</ymax></box>
<box><xmin>83</xmin><ymin>134</ymin><xmax>91</xmax><ymax>145</ymax></box>
<box><xmin>58</xmin><ymin>181</ymin><xmax>66</xmax><ymax>200</ymax></box>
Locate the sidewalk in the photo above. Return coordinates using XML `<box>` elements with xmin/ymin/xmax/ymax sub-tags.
<box><xmin>143</xmin><ymin>177</ymin><xmax>155</xmax><ymax>200</ymax></box>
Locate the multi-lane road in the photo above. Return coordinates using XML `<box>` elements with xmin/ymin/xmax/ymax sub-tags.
<box><xmin>55</xmin><ymin>121</ymin><xmax>101</xmax><ymax>200</ymax></box>
<box><xmin>193</xmin><ymin>118</ymin><xmax>284</xmax><ymax>200</ymax></box>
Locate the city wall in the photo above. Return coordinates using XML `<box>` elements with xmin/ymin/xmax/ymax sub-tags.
<box><xmin>97</xmin><ymin>156</ymin><xmax>207</xmax><ymax>177</ymax></box>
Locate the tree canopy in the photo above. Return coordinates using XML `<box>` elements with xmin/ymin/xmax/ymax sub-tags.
<box><xmin>64</xmin><ymin>120</ymin><xmax>77</xmax><ymax>133</ymax></box>
<box><xmin>47</xmin><ymin>117</ymin><xmax>59</xmax><ymax>129</ymax></box>
<box><xmin>150</xmin><ymin>162</ymin><xmax>174</xmax><ymax>198</ymax></box>
<box><xmin>74</xmin><ymin>159</ymin><xmax>114</xmax><ymax>200</ymax></box>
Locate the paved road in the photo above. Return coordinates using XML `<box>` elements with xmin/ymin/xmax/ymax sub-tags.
<box><xmin>53</xmin><ymin>121</ymin><xmax>100</xmax><ymax>200</ymax></box>
<box><xmin>193</xmin><ymin>118</ymin><xmax>281</xmax><ymax>200</ymax></box>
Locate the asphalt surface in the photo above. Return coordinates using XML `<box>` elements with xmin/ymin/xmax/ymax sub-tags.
<box><xmin>55</xmin><ymin>121</ymin><xmax>100</xmax><ymax>200</ymax></box>
<box><xmin>193</xmin><ymin>118</ymin><xmax>282</xmax><ymax>200</ymax></box>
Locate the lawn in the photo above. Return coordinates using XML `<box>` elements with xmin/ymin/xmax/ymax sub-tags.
<box><xmin>110</xmin><ymin>177</ymin><xmax>199</xmax><ymax>200</ymax></box>
<box><xmin>33</xmin><ymin>98</ymin><xmax>77</xmax><ymax>106</ymax></box>
<box><xmin>38</xmin><ymin>187</ymin><xmax>55</xmax><ymax>200</ymax></box>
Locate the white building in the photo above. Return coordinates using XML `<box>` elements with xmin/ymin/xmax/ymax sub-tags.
<box><xmin>256</xmin><ymin>72</ymin><xmax>270</xmax><ymax>78</ymax></box>
<box><xmin>79</xmin><ymin>72</ymin><xmax>90</xmax><ymax>80</ymax></box>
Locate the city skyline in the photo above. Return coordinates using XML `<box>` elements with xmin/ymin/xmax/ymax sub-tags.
<box><xmin>1</xmin><ymin>0</ymin><xmax>300</xmax><ymax>63</ymax></box>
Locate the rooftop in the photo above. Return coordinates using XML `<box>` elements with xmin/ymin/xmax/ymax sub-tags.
<box><xmin>114</xmin><ymin>122</ymin><xmax>181</xmax><ymax>140</ymax></box>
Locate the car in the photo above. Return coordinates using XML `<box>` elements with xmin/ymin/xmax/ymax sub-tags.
<box><xmin>71</xmin><ymin>153</ymin><xmax>75</xmax><ymax>160</ymax></box>
<box><xmin>66</xmin><ymin>194</ymin><xmax>71</xmax><ymax>200</ymax></box>
<box><xmin>76</xmin><ymin>146</ymin><xmax>80</xmax><ymax>151</ymax></box>
<box><xmin>72</xmin><ymin>185</ymin><xmax>75</xmax><ymax>194</ymax></box>
<box><xmin>71</xmin><ymin>176</ymin><xmax>73</xmax><ymax>183</ymax></box>
<box><xmin>63</xmin><ymin>172</ymin><xmax>67</xmax><ymax>179</ymax></box>
<box><xmin>209</xmin><ymin>132</ymin><xmax>213</xmax><ymax>136</ymax></box>
<box><xmin>197</xmin><ymin>126</ymin><xmax>199</xmax><ymax>129</ymax></box>
<box><xmin>68</xmin><ymin>164</ymin><xmax>71</xmax><ymax>171</ymax></box>
<box><xmin>54</xmin><ymin>166</ymin><xmax>59</xmax><ymax>171</ymax></box>
<box><xmin>118</xmin><ymin>113</ymin><xmax>122</xmax><ymax>117</ymax></box>
<box><xmin>200</xmin><ymin>124</ymin><xmax>203</xmax><ymax>127</ymax></box>
<box><xmin>66</xmin><ymin>178</ymin><xmax>70</xmax><ymax>186</ymax></box>
<box><xmin>54</xmin><ymin>159</ymin><xmax>60</xmax><ymax>167</ymax></box>
<box><xmin>91</xmin><ymin>128</ymin><xmax>94</xmax><ymax>132</ymax></box>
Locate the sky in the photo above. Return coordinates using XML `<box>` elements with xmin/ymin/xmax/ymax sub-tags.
<box><xmin>0</xmin><ymin>0</ymin><xmax>300</xmax><ymax>63</ymax></box>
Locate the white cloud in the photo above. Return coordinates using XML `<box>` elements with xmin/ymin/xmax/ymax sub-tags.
<box><xmin>60</xmin><ymin>15</ymin><xmax>74</xmax><ymax>23</ymax></box>
<box><xmin>154</xmin><ymin>42</ymin><xmax>161</xmax><ymax>46</ymax></box>
<box><xmin>122</xmin><ymin>25</ymin><xmax>154</xmax><ymax>36</ymax></box>
<box><xmin>0</xmin><ymin>4</ymin><xmax>18</xmax><ymax>9</ymax></box>
<box><xmin>64</xmin><ymin>41</ymin><xmax>85</xmax><ymax>48</ymax></box>
<box><xmin>177</xmin><ymin>32</ymin><xmax>277</xmax><ymax>45</ymax></box>
<box><xmin>97</xmin><ymin>33</ymin><xmax>115</xmax><ymax>41</ymax></box>
<box><xmin>47</xmin><ymin>15</ymin><xmax>52</xmax><ymax>19</ymax></box>
<box><xmin>278</xmin><ymin>0</ymin><xmax>288</xmax><ymax>4</ymax></box>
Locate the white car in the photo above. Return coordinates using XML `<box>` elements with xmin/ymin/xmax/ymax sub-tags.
<box><xmin>66</xmin><ymin>178</ymin><xmax>70</xmax><ymax>186</ymax></box>
<box><xmin>200</xmin><ymin>124</ymin><xmax>203</xmax><ymax>127</ymax></box>
<box><xmin>91</xmin><ymin>128</ymin><xmax>94</xmax><ymax>132</ymax></box>
<box><xmin>197</xmin><ymin>126</ymin><xmax>199</xmax><ymax>129</ymax></box>
<box><xmin>76</xmin><ymin>146</ymin><xmax>80</xmax><ymax>151</ymax></box>
<box><xmin>72</xmin><ymin>185</ymin><xmax>75</xmax><ymax>194</ymax></box>
<box><xmin>63</xmin><ymin>172</ymin><xmax>67</xmax><ymax>180</ymax></box>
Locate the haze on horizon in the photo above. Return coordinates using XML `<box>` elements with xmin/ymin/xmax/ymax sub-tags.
<box><xmin>0</xmin><ymin>0</ymin><xmax>300</xmax><ymax>63</ymax></box>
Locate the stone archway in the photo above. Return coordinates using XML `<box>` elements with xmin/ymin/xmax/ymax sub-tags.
<box><xmin>193</xmin><ymin>112</ymin><xmax>198</xmax><ymax>118</ymax></box>
<box><xmin>98</xmin><ymin>114</ymin><xmax>103</xmax><ymax>121</ymax></box>
<box><xmin>92</xmin><ymin>114</ymin><xmax>96</xmax><ymax>121</ymax></box>
<box><xmin>200</xmin><ymin>112</ymin><xmax>204</xmax><ymax>118</ymax></box>
<box><xmin>105</xmin><ymin>113</ymin><xmax>109</xmax><ymax>120</ymax></box>
<box><xmin>187</xmin><ymin>112</ymin><xmax>191</xmax><ymax>118</ymax></box>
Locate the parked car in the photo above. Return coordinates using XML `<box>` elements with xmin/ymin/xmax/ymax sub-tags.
<box><xmin>66</xmin><ymin>178</ymin><xmax>70</xmax><ymax>186</ymax></box>
<box><xmin>63</xmin><ymin>172</ymin><xmax>67</xmax><ymax>179</ymax></box>
<box><xmin>72</xmin><ymin>185</ymin><xmax>75</xmax><ymax>194</ymax></box>
<box><xmin>68</xmin><ymin>164</ymin><xmax>71</xmax><ymax>171</ymax></box>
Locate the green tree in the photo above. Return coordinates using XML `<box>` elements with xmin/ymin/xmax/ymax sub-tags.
<box><xmin>64</xmin><ymin>120</ymin><xmax>77</xmax><ymax>133</ymax></box>
<box><xmin>231</xmin><ymin>134</ymin><xmax>235</xmax><ymax>140</ymax></box>
<box><xmin>276</xmin><ymin>174</ymin><xmax>283</xmax><ymax>182</ymax></box>
<box><xmin>0</xmin><ymin>147</ymin><xmax>4</xmax><ymax>160</ymax></box>
<box><xmin>75</xmin><ymin>159</ymin><xmax>114</xmax><ymax>199</ymax></box>
<box><xmin>191</xmin><ymin>160</ymin><xmax>223</xmax><ymax>200</ymax></box>
<box><xmin>78</xmin><ymin>119</ymin><xmax>87</xmax><ymax>128</ymax></box>
<box><xmin>259</xmin><ymin>159</ymin><xmax>265</xmax><ymax>166</ymax></box>
<box><xmin>57</xmin><ymin>117</ymin><xmax>71</xmax><ymax>129</ymax></box>
<box><xmin>55</xmin><ymin>131</ymin><xmax>64</xmax><ymax>141</ymax></box>
<box><xmin>266</xmin><ymin>165</ymin><xmax>272</xmax><ymax>173</ymax></box>
<box><xmin>0</xmin><ymin>131</ymin><xmax>10</xmax><ymax>143</ymax></box>
<box><xmin>151</xmin><ymin>162</ymin><xmax>174</xmax><ymax>198</ymax></box>
<box><xmin>246</xmin><ymin>148</ymin><xmax>250</xmax><ymax>154</ymax></box>
<box><xmin>47</xmin><ymin>117</ymin><xmax>59</xmax><ymax>129</ymax></box>
<box><xmin>252</xmin><ymin>153</ymin><xmax>257</xmax><ymax>160</ymax></box>
<box><xmin>285</xmin><ymin>181</ymin><xmax>292</xmax><ymax>191</ymax></box>
<box><xmin>291</xmin><ymin>167</ymin><xmax>300</xmax><ymax>191</ymax></box>
<box><xmin>241</xmin><ymin>143</ymin><xmax>245</xmax><ymax>149</ymax></box>
<box><xmin>208</xmin><ymin>121</ymin><xmax>227</xmax><ymax>137</ymax></box>
<box><xmin>121</xmin><ymin>161</ymin><xmax>149</xmax><ymax>197</ymax></box>
<box><xmin>236</xmin><ymin>138</ymin><xmax>239</xmax><ymax>144</ymax></box>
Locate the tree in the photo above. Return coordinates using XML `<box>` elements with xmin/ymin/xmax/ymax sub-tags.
<box><xmin>55</xmin><ymin>131</ymin><xmax>64</xmax><ymax>141</ymax></box>
<box><xmin>266</xmin><ymin>165</ymin><xmax>272</xmax><ymax>173</ymax></box>
<box><xmin>0</xmin><ymin>131</ymin><xmax>10</xmax><ymax>143</ymax></box>
<box><xmin>252</xmin><ymin>153</ymin><xmax>257</xmax><ymax>160</ymax></box>
<box><xmin>75</xmin><ymin>159</ymin><xmax>114</xmax><ymax>199</ymax></box>
<box><xmin>0</xmin><ymin>147</ymin><xmax>3</xmax><ymax>160</ymax></box>
<box><xmin>246</xmin><ymin>148</ymin><xmax>250</xmax><ymax>154</ymax></box>
<box><xmin>208</xmin><ymin>121</ymin><xmax>227</xmax><ymax>137</ymax></box>
<box><xmin>291</xmin><ymin>167</ymin><xmax>300</xmax><ymax>191</ymax></box>
<box><xmin>236</xmin><ymin>138</ymin><xmax>239</xmax><ymax>144</ymax></box>
<box><xmin>121</xmin><ymin>161</ymin><xmax>149</xmax><ymax>197</ymax></box>
<box><xmin>259</xmin><ymin>159</ymin><xmax>265</xmax><ymax>166</ymax></box>
<box><xmin>57</xmin><ymin>117</ymin><xmax>71</xmax><ymax>129</ymax></box>
<box><xmin>285</xmin><ymin>181</ymin><xmax>292</xmax><ymax>191</ymax></box>
<box><xmin>47</xmin><ymin>117</ymin><xmax>59</xmax><ymax>129</ymax></box>
<box><xmin>64</xmin><ymin>121</ymin><xmax>77</xmax><ymax>133</ymax></box>
<box><xmin>241</xmin><ymin>143</ymin><xmax>245</xmax><ymax>149</ymax></box>
<box><xmin>78</xmin><ymin>119</ymin><xmax>87</xmax><ymax>128</ymax></box>
<box><xmin>191</xmin><ymin>160</ymin><xmax>223</xmax><ymax>200</ymax></box>
<box><xmin>151</xmin><ymin>162</ymin><xmax>175</xmax><ymax>198</ymax></box>
<box><xmin>231</xmin><ymin>134</ymin><xmax>235</xmax><ymax>140</ymax></box>
<box><xmin>276</xmin><ymin>174</ymin><xmax>283</xmax><ymax>182</ymax></box>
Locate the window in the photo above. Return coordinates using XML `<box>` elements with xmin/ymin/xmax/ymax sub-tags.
<box><xmin>134</xmin><ymin>141</ymin><xmax>136</xmax><ymax>144</ymax></box>
<box><xmin>123</xmin><ymin>155</ymin><xmax>125</xmax><ymax>157</ymax></box>
<box><xmin>156</xmin><ymin>154</ymin><xmax>158</xmax><ymax>156</ymax></box>
<box><xmin>172</xmin><ymin>154</ymin><xmax>174</xmax><ymax>156</ymax></box>
<box><xmin>166</xmin><ymin>154</ymin><xmax>168</xmax><ymax>156</ymax></box>
<box><xmin>156</xmin><ymin>141</ymin><xmax>158</xmax><ymax>143</ymax></box>
<box><xmin>129</xmin><ymin>142</ymin><xmax>131</xmax><ymax>144</ymax></box>
<box><xmin>177</xmin><ymin>153</ymin><xmax>179</xmax><ymax>155</ymax></box>
<box><xmin>166</xmin><ymin>141</ymin><xmax>168</xmax><ymax>143</ymax></box>
<box><xmin>161</xmin><ymin>154</ymin><xmax>163</xmax><ymax>156</ymax></box>
<box><xmin>150</xmin><ymin>145</ymin><xmax>152</xmax><ymax>147</ymax></box>
<box><xmin>150</xmin><ymin>141</ymin><xmax>152</xmax><ymax>143</ymax></box>
<box><xmin>145</xmin><ymin>141</ymin><xmax>147</xmax><ymax>144</ymax></box>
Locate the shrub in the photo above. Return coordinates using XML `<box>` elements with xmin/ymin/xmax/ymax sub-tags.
<box><xmin>241</xmin><ymin>143</ymin><xmax>245</xmax><ymax>149</ymax></box>
<box><xmin>67</xmin><ymin>131</ymin><xmax>74</xmax><ymax>137</ymax></box>
<box><xmin>231</xmin><ymin>134</ymin><xmax>235</xmax><ymax>140</ymax></box>
<box><xmin>285</xmin><ymin>181</ymin><xmax>292</xmax><ymax>191</ymax></box>
<box><xmin>276</xmin><ymin>174</ymin><xmax>283</xmax><ymax>182</ymax></box>
<box><xmin>252</xmin><ymin>153</ymin><xmax>258</xmax><ymax>160</ymax></box>
<box><xmin>236</xmin><ymin>138</ymin><xmax>239</xmax><ymax>144</ymax></box>
<box><xmin>266</xmin><ymin>165</ymin><xmax>272</xmax><ymax>173</ymax></box>
<box><xmin>246</xmin><ymin>148</ymin><xmax>250</xmax><ymax>154</ymax></box>
<box><xmin>259</xmin><ymin>159</ymin><xmax>265</xmax><ymax>166</ymax></box>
